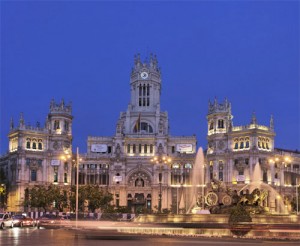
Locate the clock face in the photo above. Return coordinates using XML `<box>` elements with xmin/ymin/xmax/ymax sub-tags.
<box><xmin>140</xmin><ymin>72</ymin><xmax>148</xmax><ymax>79</ymax></box>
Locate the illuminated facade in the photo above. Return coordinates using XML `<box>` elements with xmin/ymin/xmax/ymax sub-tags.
<box><xmin>0</xmin><ymin>55</ymin><xmax>299</xmax><ymax>213</ymax></box>
<box><xmin>206</xmin><ymin>98</ymin><xmax>300</xmax><ymax>213</ymax></box>
<box><xmin>0</xmin><ymin>100</ymin><xmax>73</xmax><ymax>211</ymax></box>
<box><xmin>78</xmin><ymin>54</ymin><xmax>197</xmax><ymax>213</ymax></box>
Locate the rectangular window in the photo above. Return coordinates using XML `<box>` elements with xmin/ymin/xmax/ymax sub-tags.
<box><xmin>150</xmin><ymin>144</ymin><xmax>153</xmax><ymax>153</ymax></box>
<box><xmin>54</xmin><ymin>172</ymin><xmax>58</xmax><ymax>182</ymax></box>
<box><xmin>127</xmin><ymin>144</ymin><xmax>130</xmax><ymax>153</ymax></box>
<box><xmin>144</xmin><ymin>144</ymin><xmax>147</xmax><ymax>153</ymax></box>
<box><xmin>64</xmin><ymin>173</ymin><xmax>68</xmax><ymax>183</ymax></box>
<box><xmin>31</xmin><ymin>170</ymin><xmax>37</xmax><ymax>181</ymax></box>
<box><xmin>219</xmin><ymin>172</ymin><xmax>223</xmax><ymax>181</ymax></box>
<box><xmin>172</xmin><ymin>146</ymin><xmax>175</xmax><ymax>153</ymax></box>
<box><xmin>108</xmin><ymin>146</ymin><xmax>112</xmax><ymax>153</ymax></box>
<box><xmin>133</xmin><ymin>144</ymin><xmax>136</xmax><ymax>153</ymax></box>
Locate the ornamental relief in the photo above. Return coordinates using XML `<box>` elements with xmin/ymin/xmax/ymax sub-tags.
<box><xmin>128</xmin><ymin>171</ymin><xmax>151</xmax><ymax>187</ymax></box>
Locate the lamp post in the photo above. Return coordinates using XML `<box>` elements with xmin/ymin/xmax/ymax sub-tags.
<box><xmin>76</xmin><ymin>147</ymin><xmax>79</xmax><ymax>227</ymax></box>
<box><xmin>150</xmin><ymin>155</ymin><xmax>172</xmax><ymax>213</ymax></box>
<box><xmin>296</xmin><ymin>177</ymin><xmax>299</xmax><ymax>215</ymax></box>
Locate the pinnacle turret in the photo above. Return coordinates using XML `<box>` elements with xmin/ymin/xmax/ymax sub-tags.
<box><xmin>251</xmin><ymin>111</ymin><xmax>257</xmax><ymax>125</ymax></box>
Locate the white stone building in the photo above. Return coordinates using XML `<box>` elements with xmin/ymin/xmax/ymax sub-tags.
<box><xmin>0</xmin><ymin>55</ymin><xmax>299</xmax><ymax>214</ymax></box>
<box><xmin>0</xmin><ymin>100</ymin><xmax>73</xmax><ymax>211</ymax></box>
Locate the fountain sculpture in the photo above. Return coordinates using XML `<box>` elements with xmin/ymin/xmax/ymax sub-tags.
<box><xmin>186</xmin><ymin>147</ymin><xmax>210</xmax><ymax>214</ymax></box>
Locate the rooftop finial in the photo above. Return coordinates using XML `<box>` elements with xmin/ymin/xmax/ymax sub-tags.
<box><xmin>270</xmin><ymin>114</ymin><xmax>274</xmax><ymax>130</ymax></box>
<box><xmin>10</xmin><ymin>117</ymin><xmax>14</xmax><ymax>130</ymax></box>
<box><xmin>61</xmin><ymin>98</ymin><xmax>65</xmax><ymax>108</ymax></box>
<box><xmin>19</xmin><ymin>112</ymin><xmax>24</xmax><ymax>126</ymax></box>
<box><xmin>251</xmin><ymin>111</ymin><xmax>257</xmax><ymax>124</ymax></box>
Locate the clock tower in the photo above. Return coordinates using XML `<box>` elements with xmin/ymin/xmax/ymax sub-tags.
<box><xmin>116</xmin><ymin>53</ymin><xmax>168</xmax><ymax>136</ymax></box>
<box><xmin>130</xmin><ymin>53</ymin><xmax>162</xmax><ymax>112</ymax></box>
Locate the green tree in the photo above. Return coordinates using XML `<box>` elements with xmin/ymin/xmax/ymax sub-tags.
<box><xmin>46</xmin><ymin>185</ymin><xmax>69</xmax><ymax>212</ymax></box>
<box><xmin>28</xmin><ymin>185</ymin><xmax>50</xmax><ymax>211</ymax></box>
<box><xmin>27</xmin><ymin>185</ymin><xmax>70</xmax><ymax>212</ymax></box>
<box><xmin>69</xmin><ymin>185</ymin><xmax>113</xmax><ymax>213</ymax></box>
<box><xmin>0</xmin><ymin>168</ymin><xmax>9</xmax><ymax>210</ymax></box>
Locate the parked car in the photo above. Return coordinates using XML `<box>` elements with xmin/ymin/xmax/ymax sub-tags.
<box><xmin>37</xmin><ymin>214</ymin><xmax>70</xmax><ymax>229</ymax></box>
<box><xmin>0</xmin><ymin>213</ymin><xmax>14</xmax><ymax>229</ymax></box>
<box><xmin>12</xmin><ymin>214</ymin><xmax>36</xmax><ymax>227</ymax></box>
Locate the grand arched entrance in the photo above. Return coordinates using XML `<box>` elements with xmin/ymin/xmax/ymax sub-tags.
<box><xmin>127</xmin><ymin>170</ymin><xmax>152</xmax><ymax>213</ymax></box>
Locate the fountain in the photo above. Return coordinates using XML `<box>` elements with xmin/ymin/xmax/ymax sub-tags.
<box><xmin>186</xmin><ymin>147</ymin><xmax>210</xmax><ymax>214</ymax></box>
<box><xmin>238</xmin><ymin>162</ymin><xmax>286</xmax><ymax>214</ymax></box>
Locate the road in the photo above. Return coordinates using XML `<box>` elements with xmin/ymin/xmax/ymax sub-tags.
<box><xmin>0</xmin><ymin>226</ymin><xmax>299</xmax><ymax>246</ymax></box>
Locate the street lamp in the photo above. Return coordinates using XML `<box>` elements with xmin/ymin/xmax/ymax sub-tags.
<box><xmin>150</xmin><ymin>155</ymin><xmax>172</xmax><ymax>213</ymax></box>
<box><xmin>75</xmin><ymin>147</ymin><xmax>80</xmax><ymax>227</ymax></box>
<box><xmin>296</xmin><ymin>177</ymin><xmax>299</xmax><ymax>215</ymax></box>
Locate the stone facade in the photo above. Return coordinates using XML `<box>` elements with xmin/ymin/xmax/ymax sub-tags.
<box><xmin>205</xmin><ymin>98</ymin><xmax>300</xmax><ymax>213</ymax></box>
<box><xmin>0</xmin><ymin>55</ymin><xmax>299</xmax><ymax>213</ymax></box>
<box><xmin>78</xmin><ymin>54</ymin><xmax>197</xmax><ymax>213</ymax></box>
<box><xmin>0</xmin><ymin>100</ymin><xmax>73</xmax><ymax>211</ymax></box>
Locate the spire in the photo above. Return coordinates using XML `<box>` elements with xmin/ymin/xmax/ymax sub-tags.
<box><xmin>214</xmin><ymin>97</ymin><xmax>218</xmax><ymax>107</ymax></box>
<box><xmin>50</xmin><ymin>98</ymin><xmax>55</xmax><ymax>110</ymax></box>
<box><xmin>60</xmin><ymin>98</ymin><xmax>65</xmax><ymax>108</ymax></box>
<box><xmin>251</xmin><ymin>111</ymin><xmax>257</xmax><ymax>125</ymax></box>
<box><xmin>134</xmin><ymin>53</ymin><xmax>141</xmax><ymax>67</ymax></box>
<box><xmin>270</xmin><ymin>114</ymin><xmax>274</xmax><ymax>130</ymax></box>
<box><xmin>19</xmin><ymin>112</ymin><xmax>24</xmax><ymax>127</ymax></box>
<box><xmin>10</xmin><ymin>117</ymin><xmax>14</xmax><ymax>130</ymax></box>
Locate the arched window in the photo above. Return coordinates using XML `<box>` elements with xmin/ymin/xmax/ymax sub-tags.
<box><xmin>245</xmin><ymin>141</ymin><xmax>249</xmax><ymax>148</ymax></box>
<box><xmin>26</xmin><ymin>139</ymin><xmax>31</xmax><ymax>149</ymax></box>
<box><xmin>32</xmin><ymin>142</ymin><xmax>37</xmax><ymax>149</ymax></box>
<box><xmin>38</xmin><ymin>141</ymin><xmax>43</xmax><ymax>150</ymax></box>
<box><xmin>240</xmin><ymin>141</ymin><xmax>244</xmax><ymax>149</ymax></box>
<box><xmin>185</xmin><ymin>163</ymin><xmax>192</xmax><ymax>169</ymax></box>
<box><xmin>54</xmin><ymin>120</ymin><xmax>60</xmax><ymax>130</ymax></box>
<box><xmin>209</xmin><ymin>122</ymin><xmax>214</xmax><ymax>130</ymax></box>
<box><xmin>134</xmin><ymin>122</ymin><xmax>153</xmax><ymax>133</ymax></box>
<box><xmin>234</xmin><ymin>142</ymin><xmax>238</xmax><ymax>149</ymax></box>
<box><xmin>172</xmin><ymin>163</ymin><xmax>180</xmax><ymax>169</ymax></box>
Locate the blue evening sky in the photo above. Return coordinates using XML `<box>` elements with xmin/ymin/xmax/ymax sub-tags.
<box><xmin>1</xmin><ymin>1</ymin><xmax>299</xmax><ymax>154</ymax></box>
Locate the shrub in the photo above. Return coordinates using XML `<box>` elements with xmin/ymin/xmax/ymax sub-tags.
<box><xmin>228</xmin><ymin>204</ymin><xmax>252</xmax><ymax>236</ymax></box>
